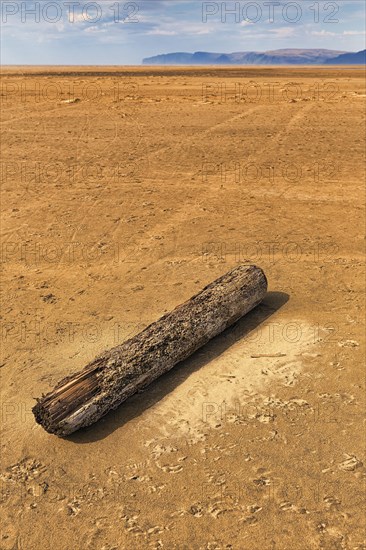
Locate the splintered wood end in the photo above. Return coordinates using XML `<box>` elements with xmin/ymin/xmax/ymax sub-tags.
<box><xmin>32</xmin><ymin>365</ymin><xmax>102</xmax><ymax>436</ymax></box>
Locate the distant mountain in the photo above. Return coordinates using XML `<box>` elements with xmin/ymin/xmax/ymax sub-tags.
<box><xmin>326</xmin><ymin>49</ymin><xmax>366</xmax><ymax>65</ymax></box>
<box><xmin>143</xmin><ymin>52</ymin><xmax>194</xmax><ymax>65</ymax></box>
<box><xmin>142</xmin><ymin>49</ymin><xmax>361</xmax><ymax>66</ymax></box>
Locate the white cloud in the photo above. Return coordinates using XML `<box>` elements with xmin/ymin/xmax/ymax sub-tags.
<box><xmin>69</xmin><ymin>12</ymin><xmax>86</xmax><ymax>24</ymax></box>
<box><xmin>311</xmin><ymin>30</ymin><xmax>337</xmax><ymax>37</ymax></box>
<box><xmin>269</xmin><ymin>27</ymin><xmax>296</xmax><ymax>38</ymax></box>
<box><xmin>84</xmin><ymin>26</ymin><xmax>106</xmax><ymax>34</ymax></box>
<box><xmin>311</xmin><ymin>29</ymin><xmax>366</xmax><ymax>37</ymax></box>
<box><xmin>143</xmin><ymin>20</ymin><xmax>216</xmax><ymax>37</ymax></box>
<box><xmin>146</xmin><ymin>29</ymin><xmax>178</xmax><ymax>36</ymax></box>
<box><xmin>343</xmin><ymin>30</ymin><xmax>366</xmax><ymax>36</ymax></box>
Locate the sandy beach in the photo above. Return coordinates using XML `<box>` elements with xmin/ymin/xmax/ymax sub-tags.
<box><xmin>1</xmin><ymin>66</ymin><xmax>365</xmax><ymax>549</ymax></box>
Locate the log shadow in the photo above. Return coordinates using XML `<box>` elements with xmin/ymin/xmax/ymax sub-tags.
<box><xmin>67</xmin><ymin>290</ymin><xmax>289</xmax><ymax>443</ymax></box>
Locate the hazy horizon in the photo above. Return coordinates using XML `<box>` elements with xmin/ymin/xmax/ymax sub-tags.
<box><xmin>2</xmin><ymin>1</ymin><xmax>365</xmax><ymax>65</ymax></box>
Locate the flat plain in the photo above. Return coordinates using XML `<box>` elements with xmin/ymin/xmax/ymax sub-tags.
<box><xmin>1</xmin><ymin>66</ymin><xmax>365</xmax><ymax>549</ymax></box>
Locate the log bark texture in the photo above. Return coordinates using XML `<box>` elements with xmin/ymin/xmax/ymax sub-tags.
<box><xmin>33</xmin><ymin>264</ymin><xmax>267</xmax><ymax>436</ymax></box>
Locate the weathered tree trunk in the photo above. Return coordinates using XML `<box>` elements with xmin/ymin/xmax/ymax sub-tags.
<box><xmin>33</xmin><ymin>265</ymin><xmax>267</xmax><ymax>436</ymax></box>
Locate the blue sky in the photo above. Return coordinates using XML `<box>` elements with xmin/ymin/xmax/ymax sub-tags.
<box><xmin>2</xmin><ymin>1</ymin><xmax>365</xmax><ymax>64</ymax></box>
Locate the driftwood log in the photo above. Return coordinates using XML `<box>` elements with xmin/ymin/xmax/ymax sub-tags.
<box><xmin>33</xmin><ymin>265</ymin><xmax>267</xmax><ymax>436</ymax></box>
